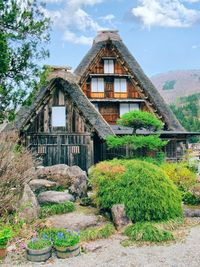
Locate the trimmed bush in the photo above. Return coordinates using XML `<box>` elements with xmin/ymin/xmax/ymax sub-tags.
<box><xmin>124</xmin><ymin>222</ymin><xmax>174</xmax><ymax>242</ymax></box>
<box><xmin>160</xmin><ymin>162</ymin><xmax>196</xmax><ymax>191</ymax></box>
<box><xmin>90</xmin><ymin>159</ymin><xmax>182</xmax><ymax>222</ymax></box>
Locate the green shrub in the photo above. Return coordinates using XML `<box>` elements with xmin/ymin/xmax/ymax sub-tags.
<box><xmin>40</xmin><ymin>201</ymin><xmax>75</xmax><ymax>218</ymax></box>
<box><xmin>160</xmin><ymin>162</ymin><xmax>196</xmax><ymax>191</ymax></box>
<box><xmin>0</xmin><ymin>227</ymin><xmax>13</xmax><ymax>248</ymax></box>
<box><xmin>90</xmin><ymin>159</ymin><xmax>182</xmax><ymax>222</ymax></box>
<box><xmin>80</xmin><ymin>223</ymin><xmax>115</xmax><ymax>242</ymax></box>
<box><xmin>27</xmin><ymin>238</ymin><xmax>52</xmax><ymax>250</ymax></box>
<box><xmin>124</xmin><ymin>223</ymin><xmax>174</xmax><ymax>242</ymax></box>
<box><xmin>182</xmin><ymin>191</ymin><xmax>200</xmax><ymax>205</ymax></box>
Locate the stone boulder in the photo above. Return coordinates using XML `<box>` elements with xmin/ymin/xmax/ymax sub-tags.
<box><xmin>111</xmin><ymin>204</ymin><xmax>131</xmax><ymax>230</ymax></box>
<box><xmin>29</xmin><ymin>179</ymin><xmax>58</xmax><ymax>192</ymax></box>
<box><xmin>67</xmin><ymin>166</ymin><xmax>88</xmax><ymax>198</ymax></box>
<box><xmin>19</xmin><ymin>184</ymin><xmax>40</xmax><ymax>223</ymax></box>
<box><xmin>184</xmin><ymin>206</ymin><xmax>200</xmax><ymax>217</ymax></box>
<box><xmin>36</xmin><ymin>164</ymin><xmax>88</xmax><ymax>198</ymax></box>
<box><xmin>46</xmin><ymin>213</ymin><xmax>106</xmax><ymax>230</ymax></box>
<box><xmin>37</xmin><ymin>191</ymin><xmax>74</xmax><ymax>204</ymax></box>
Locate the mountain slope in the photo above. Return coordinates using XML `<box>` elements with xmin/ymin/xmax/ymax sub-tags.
<box><xmin>151</xmin><ymin>70</ymin><xmax>200</xmax><ymax>104</ymax></box>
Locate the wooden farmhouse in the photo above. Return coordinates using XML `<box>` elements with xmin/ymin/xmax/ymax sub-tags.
<box><xmin>5</xmin><ymin>30</ymin><xmax>195</xmax><ymax>170</ymax></box>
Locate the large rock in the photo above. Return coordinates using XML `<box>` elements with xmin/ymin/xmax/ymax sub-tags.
<box><xmin>67</xmin><ymin>166</ymin><xmax>88</xmax><ymax>198</ymax></box>
<box><xmin>37</xmin><ymin>191</ymin><xmax>74</xmax><ymax>204</ymax></box>
<box><xmin>29</xmin><ymin>179</ymin><xmax>58</xmax><ymax>192</ymax></box>
<box><xmin>36</xmin><ymin>164</ymin><xmax>88</xmax><ymax>198</ymax></box>
<box><xmin>111</xmin><ymin>204</ymin><xmax>131</xmax><ymax>230</ymax></box>
<box><xmin>19</xmin><ymin>184</ymin><xmax>40</xmax><ymax>223</ymax></box>
<box><xmin>46</xmin><ymin>213</ymin><xmax>106</xmax><ymax>230</ymax></box>
<box><xmin>184</xmin><ymin>206</ymin><xmax>200</xmax><ymax>217</ymax></box>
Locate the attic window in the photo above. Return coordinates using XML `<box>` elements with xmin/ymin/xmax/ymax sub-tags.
<box><xmin>91</xmin><ymin>78</ymin><xmax>104</xmax><ymax>92</ymax></box>
<box><xmin>52</xmin><ymin>106</ymin><xmax>66</xmax><ymax>127</ymax></box>
<box><xmin>104</xmin><ymin>59</ymin><xmax>114</xmax><ymax>73</ymax></box>
<box><xmin>120</xmin><ymin>103</ymin><xmax>139</xmax><ymax>117</ymax></box>
<box><xmin>114</xmin><ymin>78</ymin><xmax>127</xmax><ymax>92</ymax></box>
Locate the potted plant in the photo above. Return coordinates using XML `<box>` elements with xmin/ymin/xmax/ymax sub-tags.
<box><xmin>54</xmin><ymin>229</ymin><xmax>80</xmax><ymax>259</ymax></box>
<box><xmin>26</xmin><ymin>237</ymin><xmax>52</xmax><ymax>262</ymax></box>
<box><xmin>0</xmin><ymin>227</ymin><xmax>13</xmax><ymax>259</ymax></box>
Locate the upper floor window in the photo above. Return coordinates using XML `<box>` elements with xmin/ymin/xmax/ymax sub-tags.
<box><xmin>114</xmin><ymin>78</ymin><xmax>127</xmax><ymax>92</ymax></box>
<box><xmin>120</xmin><ymin>103</ymin><xmax>139</xmax><ymax>117</ymax></box>
<box><xmin>91</xmin><ymin>78</ymin><xmax>104</xmax><ymax>92</ymax></box>
<box><xmin>104</xmin><ymin>59</ymin><xmax>114</xmax><ymax>74</ymax></box>
<box><xmin>52</xmin><ymin>106</ymin><xmax>66</xmax><ymax>127</ymax></box>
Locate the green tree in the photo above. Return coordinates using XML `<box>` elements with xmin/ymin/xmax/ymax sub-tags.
<box><xmin>0</xmin><ymin>0</ymin><xmax>50</xmax><ymax>122</ymax></box>
<box><xmin>170</xmin><ymin>93</ymin><xmax>200</xmax><ymax>143</ymax></box>
<box><xmin>106</xmin><ymin>110</ymin><xmax>167</xmax><ymax>157</ymax></box>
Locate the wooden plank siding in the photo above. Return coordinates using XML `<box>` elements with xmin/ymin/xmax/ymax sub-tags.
<box><xmin>23</xmin><ymin>86</ymin><xmax>95</xmax><ymax>170</ymax></box>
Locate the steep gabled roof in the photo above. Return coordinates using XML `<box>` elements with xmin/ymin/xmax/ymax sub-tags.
<box><xmin>6</xmin><ymin>72</ymin><xmax>114</xmax><ymax>140</ymax></box>
<box><xmin>74</xmin><ymin>30</ymin><xmax>184</xmax><ymax>132</ymax></box>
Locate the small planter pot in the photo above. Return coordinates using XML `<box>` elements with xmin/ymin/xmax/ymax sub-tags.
<box><xmin>55</xmin><ymin>244</ymin><xmax>80</xmax><ymax>259</ymax></box>
<box><xmin>0</xmin><ymin>248</ymin><xmax>7</xmax><ymax>259</ymax></box>
<box><xmin>26</xmin><ymin>245</ymin><xmax>52</xmax><ymax>262</ymax></box>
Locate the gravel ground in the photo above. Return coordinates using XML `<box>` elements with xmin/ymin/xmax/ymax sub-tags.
<box><xmin>2</xmin><ymin>225</ymin><xmax>200</xmax><ymax>267</ymax></box>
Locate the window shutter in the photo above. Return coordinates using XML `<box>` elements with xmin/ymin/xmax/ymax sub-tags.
<box><xmin>114</xmin><ymin>78</ymin><xmax>120</xmax><ymax>92</ymax></box>
<box><xmin>104</xmin><ymin>60</ymin><xmax>114</xmax><ymax>73</ymax></box>
<box><xmin>91</xmin><ymin>78</ymin><xmax>104</xmax><ymax>92</ymax></box>
<box><xmin>120</xmin><ymin>79</ymin><xmax>127</xmax><ymax>92</ymax></box>
<box><xmin>98</xmin><ymin>78</ymin><xmax>104</xmax><ymax>92</ymax></box>
<box><xmin>52</xmin><ymin>107</ymin><xmax>66</xmax><ymax>127</ymax></box>
<box><xmin>120</xmin><ymin>103</ymin><xmax>129</xmax><ymax>116</ymax></box>
<box><xmin>130</xmin><ymin>103</ymin><xmax>139</xmax><ymax>110</ymax></box>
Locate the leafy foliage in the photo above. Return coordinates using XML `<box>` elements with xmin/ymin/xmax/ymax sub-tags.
<box><xmin>80</xmin><ymin>223</ymin><xmax>115</xmax><ymax>242</ymax></box>
<box><xmin>106</xmin><ymin>111</ymin><xmax>166</xmax><ymax>158</ymax></box>
<box><xmin>124</xmin><ymin>223</ymin><xmax>174</xmax><ymax>242</ymax></box>
<box><xmin>23</xmin><ymin>65</ymin><xmax>52</xmax><ymax>107</ymax></box>
<box><xmin>0</xmin><ymin>227</ymin><xmax>13</xmax><ymax>248</ymax></box>
<box><xmin>0</xmin><ymin>0</ymin><xmax>50</xmax><ymax>122</ymax></box>
<box><xmin>117</xmin><ymin>110</ymin><xmax>163</xmax><ymax>133</ymax></box>
<box><xmin>27</xmin><ymin>238</ymin><xmax>51</xmax><ymax>250</ymax></box>
<box><xmin>90</xmin><ymin>159</ymin><xmax>182</xmax><ymax>222</ymax></box>
<box><xmin>160</xmin><ymin>162</ymin><xmax>196</xmax><ymax>191</ymax></box>
<box><xmin>170</xmin><ymin>93</ymin><xmax>200</xmax><ymax>143</ymax></box>
<box><xmin>39</xmin><ymin>201</ymin><xmax>75</xmax><ymax>218</ymax></box>
<box><xmin>106</xmin><ymin>135</ymin><xmax>167</xmax><ymax>151</ymax></box>
<box><xmin>182</xmin><ymin>191</ymin><xmax>200</xmax><ymax>205</ymax></box>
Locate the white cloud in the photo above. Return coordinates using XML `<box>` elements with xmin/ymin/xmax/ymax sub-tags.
<box><xmin>132</xmin><ymin>0</ymin><xmax>200</xmax><ymax>28</ymax></box>
<box><xmin>192</xmin><ymin>44</ymin><xmax>200</xmax><ymax>49</ymax></box>
<box><xmin>43</xmin><ymin>0</ymin><xmax>104</xmax><ymax>45</ymax></box>
<box><xmin>100</xmin><ymin>14</ymin><xmax>115</xmax><ymax>23</ymax></box>
<box><xmin>63</xmin><ymin>30</ymin><xmax>93</xmax><ymax>45</ymax></box>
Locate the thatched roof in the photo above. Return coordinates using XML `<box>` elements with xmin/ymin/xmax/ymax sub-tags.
<box><xmin>74</xmin><ymin>30</ymin><xmax>184</xmax><ymax>132</ymax></box>
<box><xmin>6</xmin><ymin>73</ymin><xmax>114</xmax><ymax>140</ymax></box>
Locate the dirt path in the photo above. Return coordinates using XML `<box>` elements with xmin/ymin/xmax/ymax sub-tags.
<box><xmin>3</xmin><ymin>225</ymin><xmax>200</xmax><ymax>267</ymax></box>
<box><xmin>47</xmin><ymin>225</ymin><xmax>200</xmax><ymax>267</ymax></box>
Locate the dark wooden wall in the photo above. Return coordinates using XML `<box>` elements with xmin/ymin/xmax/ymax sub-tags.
<box><xmin>22</xmin><ymin>86</ymin><xmax>96</xmax><ymax>170</ymax></box>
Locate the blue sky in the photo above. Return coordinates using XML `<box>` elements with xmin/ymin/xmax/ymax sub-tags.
<box><xmin>43</xmin><ymin>0</ymin><xmax>200</xmax><ymax>76</ymax></box>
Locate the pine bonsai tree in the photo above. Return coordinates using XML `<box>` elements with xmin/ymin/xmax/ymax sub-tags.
<box><xmin>106</xmin><ymin>110</ymin><xmax>167</xmax><ymax>158</ymax></box>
